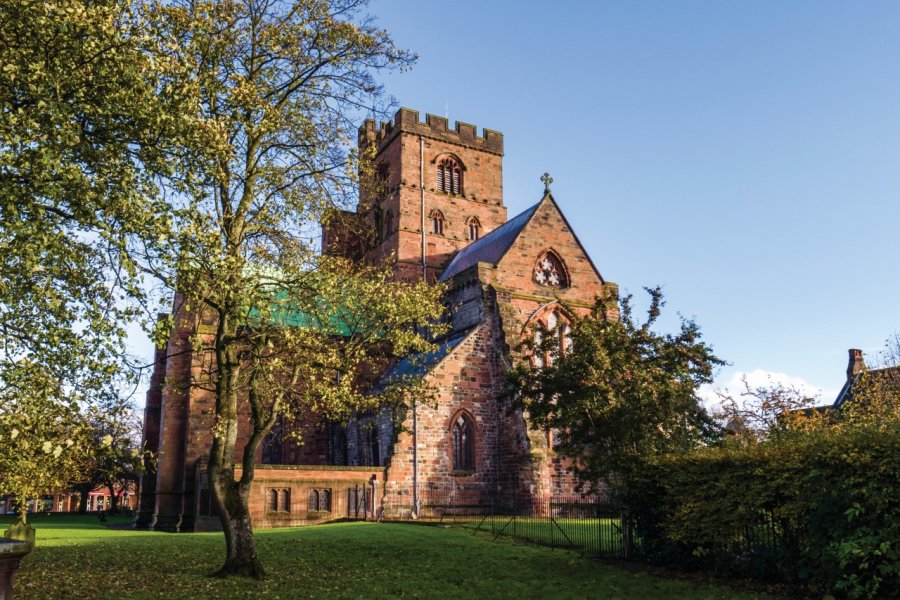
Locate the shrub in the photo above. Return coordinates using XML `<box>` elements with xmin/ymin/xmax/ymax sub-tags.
<box><xmin>622</xmin><ymin>422</ymin><xmax>900</xmax><ymax>599</ymax></box>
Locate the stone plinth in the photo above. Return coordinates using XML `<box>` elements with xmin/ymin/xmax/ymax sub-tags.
<box><xmin>0</xmin><ymin>537</ymin><xmax>32</xmax><ymax>600</ymax></box>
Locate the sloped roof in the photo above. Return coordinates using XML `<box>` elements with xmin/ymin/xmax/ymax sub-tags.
<box><xmin>370</xmin><ymin>329</ymin><xmax>473</xmax><ymax>393</ymax></box>
<box><xmin>438</xmin><ymin>201</ymin><xmax>541</xmax><ymax>281</ymax></box>
<box><xmin>833</xmin><ymin>365</ymin><xmax>900</xmax><ymax>409</ymax></box>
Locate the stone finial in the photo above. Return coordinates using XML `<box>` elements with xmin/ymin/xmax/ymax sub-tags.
<box><xmin>847</xmin><ymin>348</ymin><xmax>866</xmax><ymax>381</ymax></box>
<box><xmin>541</xmin><ymin>172</ymin><xmax>553</xmax><ymax>194</ymax></box>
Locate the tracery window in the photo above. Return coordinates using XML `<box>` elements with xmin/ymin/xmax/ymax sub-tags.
<box><xmin>261</xmin><ymin>416</ymin><xmax>284</xmax><ymax>464</ymax></box>
<box><xmin>530</xmin><ymin>309</ymin><xmax>572</xmax><ymax>368</ymax></box>
<box><xmin>467</xmin><ymin>217</ymin><xmax>481</xmax><ymax>241</ymax></box>
<box><xmin>432</xmin><ymin>210</ymin><xmax>445</xmax><ymax>235</ymax></box>
<box><xmin>533</xmin><ymin>251</ymin><xmax>568</xmax><ymax>288</ymax></box>
<box><xmin>451</xmin><ymin>414</ymin><xmax>475</xmax><ymax>472</ymax></box>
<box><xmin>437</xmin><ymin>157</ymin><xmax>462</xmax><ymax>195</ymax></box>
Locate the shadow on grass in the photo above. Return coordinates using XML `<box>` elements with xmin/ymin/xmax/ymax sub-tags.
<box><xmin>8</xmin><ymin>517</ymin><xmax>776</xmax><ymax>600</ymax></box>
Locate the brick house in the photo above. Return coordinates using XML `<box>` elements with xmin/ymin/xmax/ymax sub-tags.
<box><xmin>136</xmin><ymin>108</ymin><xmax>618</xmax><ymax>531</ymax></box>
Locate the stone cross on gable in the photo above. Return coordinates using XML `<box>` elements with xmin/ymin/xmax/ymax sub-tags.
<box><xmin>541</xmin><ymin>172</ymin><xmax>553</xmax><ymax>194</ymax></box>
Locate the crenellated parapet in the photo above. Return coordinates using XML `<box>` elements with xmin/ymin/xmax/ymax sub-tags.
<box><xmin>360</xmin><ymin>107</ymin><xmax>503</xmax><ymax>155</ymax></box>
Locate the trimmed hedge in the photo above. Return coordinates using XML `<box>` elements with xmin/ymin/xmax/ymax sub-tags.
<box><xmin>623</xmin><ymin>422</ymin><xmax>900</xmax><ymax>599</ymax></box>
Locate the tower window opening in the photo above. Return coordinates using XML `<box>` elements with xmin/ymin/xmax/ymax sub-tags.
<box><xmin>467</xmin><ymin>217</ymin><xmax>481</xmax><ymax>241</ymax></box>
<box><xmin>432</xmin><ymin>210</ymin><xmax>445</xmax><ymax>235</ymax></box>
<box><xmin>437</xmin><ymin>157</ymin><xmax>462</xmax><ymax>195</ymax></box>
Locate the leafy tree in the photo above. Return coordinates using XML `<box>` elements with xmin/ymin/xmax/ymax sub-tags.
<box><xmin>139</xmin><ymin>0</ymin><xmax>441</xmax><ymax>577</ymax></box>
<box><xmin>0</xmin><ymin>0</ymin><xmax>182</xmax><ymax>521</ymax></box>
<box><xmin>508</xmin><ymin>287</ymin><xmax>724</xmax><ymax>491</ymax></box>
<box><xmin>712</xmin><ymin>376</ymin><xmax>827</xmax><ymax>442</ymax></box>
<box><xmin>0</xmin><ymin>363</ymin><xmax>93</xmax><ymax>523</ymax></box>
<box><xmin>70</xmin><ymin>403</ymin><xmax>145</xmax><ymax>514</ymax></box>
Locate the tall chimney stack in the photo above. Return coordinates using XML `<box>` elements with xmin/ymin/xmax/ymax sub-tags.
<box><xmin>847</xmin><ymin>348</ymin><xmax>866</xmax><ymax>381</ymax></box>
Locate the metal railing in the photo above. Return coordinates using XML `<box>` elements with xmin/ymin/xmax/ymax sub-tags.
<box><xmin>381</xmin><ymin>488</ymin><xmax>637</xmax><ymax>558</ymax></box>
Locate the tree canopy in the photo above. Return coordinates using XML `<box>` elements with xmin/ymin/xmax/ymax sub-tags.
<box><xmin>134</xmin><ymin>0</ymin><xmax>439</xmax><ymax>578</ymax></box>
<box><xmin>509</xmin><ymin>288</ymin><xmax>724</xmax><ymax>491</ymax></box>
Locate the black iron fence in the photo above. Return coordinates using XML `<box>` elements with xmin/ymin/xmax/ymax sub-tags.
<box><xmin>380</xmin><ymin>488</ymin><xmax>638</xmax><ymax>559</ymax></box>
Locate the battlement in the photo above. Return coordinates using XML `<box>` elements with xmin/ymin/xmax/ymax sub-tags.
<box><xmin>360</xmin><ymin>108</ymin><xmax>503</xmax><ymax>155</ymax></box>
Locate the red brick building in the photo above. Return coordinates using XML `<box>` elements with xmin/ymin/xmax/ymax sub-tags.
<box><xmin>136</xmin><ymin>108</ymin><xmax>618</xmax><ymax>531</ymax></box>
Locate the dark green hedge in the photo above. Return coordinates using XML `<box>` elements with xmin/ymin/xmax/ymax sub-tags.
<box><xmin>622</xmin><ymin>423</ymin><xmax>900</xmax><ymax>599</ymax></box>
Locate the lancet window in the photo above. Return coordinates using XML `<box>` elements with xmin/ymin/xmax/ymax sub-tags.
<box><xmin>437</xmin><ymin>157</ymin><xmax>462</xmax><ymax>195</ymax></box>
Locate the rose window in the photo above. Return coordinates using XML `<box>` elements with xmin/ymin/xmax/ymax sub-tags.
<box><xmin>533</xmin><ymin>252</ymin><xmax>567</xmax><ymax>288</ymax></box>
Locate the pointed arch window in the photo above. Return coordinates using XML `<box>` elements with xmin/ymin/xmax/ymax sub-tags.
<box><xmin>467</xmin><ymin>217</ymin><xmax>481</xmax><ymax>241</ymax></box>
<box><xmin>437</xmin><ymin>157</ymin><xmax>462</xmax><ymax>195</ymax></box>
<box><xmin>384</xmin><ymin>209</ymin><xmax>394</xmax><ymax>239</ymax></box>
<box><xmin>451</xmin><ymin>414</ymin><xmax>475</xmax><ymax>472</ymax></box>
<box><xmin>533</xmin><ymin>251</ymin><xmax>569</xmax><ymax>288</ymax></box>
<box><xmin>431</xmin><ymin>210</ymin><xmax>445</xmax><ymax>235</ymax></box>
<box><xmin>529</xmin><ymin>308</ymin><xmax>572</xmax><ymax>368</ymax></box>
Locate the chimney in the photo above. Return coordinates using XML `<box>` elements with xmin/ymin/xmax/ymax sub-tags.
<box><xmin>847</xmin><ymin>348</ymin><xmax>866</xmax><ymax>381</ymax></box>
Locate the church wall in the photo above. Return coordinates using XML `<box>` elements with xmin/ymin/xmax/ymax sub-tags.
<box><xmin>382</xmin><ymin>295</ymin><xmax>532</xmax><ymax>513</ymax></box>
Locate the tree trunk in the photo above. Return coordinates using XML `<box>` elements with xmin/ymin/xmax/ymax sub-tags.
<box><xmin>107</xmin><ymin>484</ymin><xmax>119</xmax><ymax>513</ymax></box>
<box><xmin>207</xmin><ymin>323</ymin><xmax>265</xmax><ymax>579</ymax></box>
<box><xmin>208</xmin><ymin>451</ymin><xmax>264</xmax><ymax>578</ymax></box>
<box><xmin>76</xmin><ymin>485</ymin><xmax>91</xmax><ymax>514</ymax></box>
<box><xmin>209</xmin><ymin>469</ymin><xmax>263</xmax><ymax>579</ymax></box>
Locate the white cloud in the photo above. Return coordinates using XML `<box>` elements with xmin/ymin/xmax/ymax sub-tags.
<box><xmin>699</xmin><ymin>369</ymin><xmax>839</xmax><ymax>412</ymax></box>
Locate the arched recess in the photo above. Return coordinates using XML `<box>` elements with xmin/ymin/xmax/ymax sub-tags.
<box><xmin>532</xmin><ymin>249</ymin><xmax>570</xmax><ymax>289</ymax></box>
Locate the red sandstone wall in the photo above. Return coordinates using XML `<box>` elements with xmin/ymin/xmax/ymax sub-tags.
<box><xmin>361</xmin><ymin>109</ymin><xmax>507</xmax><ymax>282</ymax></box>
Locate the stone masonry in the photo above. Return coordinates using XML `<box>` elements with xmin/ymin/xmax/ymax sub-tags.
<box><xmin>137</xmin><ymin>108</ymin><xmax>618</xmax><ymax>531</ymax></box>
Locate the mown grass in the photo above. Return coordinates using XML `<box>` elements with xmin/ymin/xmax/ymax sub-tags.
<box><xmin>2</xmin><ymin>515</ymin><xmax>774</xmax><ymax>599</ymax></box>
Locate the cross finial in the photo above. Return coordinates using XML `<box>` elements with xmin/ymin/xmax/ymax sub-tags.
<box><xmin>541</xmin><ymin>172</ymin><xmax>553</xmax><ymax>194</ymax></box>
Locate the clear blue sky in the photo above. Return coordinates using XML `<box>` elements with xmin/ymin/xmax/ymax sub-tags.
<box><xmin>368</xmin><ymin>0</ymin><xmax>900</xmax><ymax>400</ymax></box>
<box><xmin>127</xmin><ymin>1</ymin><xmax>899</xmax><ymax>404</ymax></box>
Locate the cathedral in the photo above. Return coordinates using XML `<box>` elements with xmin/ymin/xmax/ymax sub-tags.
<box><xmin>135</xmin><ymin>108</ymin><xmax>619</xmax><ymax>531</ymax></box>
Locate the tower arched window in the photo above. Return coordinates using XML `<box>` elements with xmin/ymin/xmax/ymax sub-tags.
<box><xmin>279</xmin><ymin>489</ymin><xmax>291</xmax><ymax>513</ymax></box>
<box><xmin>431</xmin><ymin>210</ymin><xmax>444</xmax><ymax>235</ymax></box>
<box><xmin>267</xmin><ymin>489</ymin><xmax>278</xmax><ymax>512</ymax></box>
<box><xmin>467</xmin><ymin>217</ymin><xmax>481</xmax><ymax>241</ymax></box>
<box><xmin>451</xmin><ymin>414</ymin><xmax>475</xmax><ymax>472</ymax></box>
<box><xmin>437</xmin><ymin>157</ymin><xmax>462</xmax><ymax>195</ymax></box>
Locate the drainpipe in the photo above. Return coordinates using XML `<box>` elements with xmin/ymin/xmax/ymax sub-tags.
<box><xmin>420</xmin><ymin>135</ymin><xmax>426</xmax><ymax>281</ymax></box>
<box><xmin>412</xmin><ymin>135</ymin><xmax>425</xmax><ymax>518</ymax></box>
<box><xmin>412</xmin><ymin>399</ymin><xmax>419</xmax><ymax>518</ymax></box>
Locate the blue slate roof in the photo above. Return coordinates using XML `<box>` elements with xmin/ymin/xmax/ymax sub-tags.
<box><xmin>371</xmin><ymin>329</ymin><xmax>473</xmax><ymax>393</ymax></box>
<box><xmin>438</xmin><ymin>201</ymin><xmax>542</xmax><ymax>282</ymax></box>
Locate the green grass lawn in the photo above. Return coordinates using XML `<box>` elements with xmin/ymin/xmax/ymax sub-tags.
<box><xmin>2</xmin><ymin>515</ymin><xmax>774</xmax><ymax>599</ymax></box>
